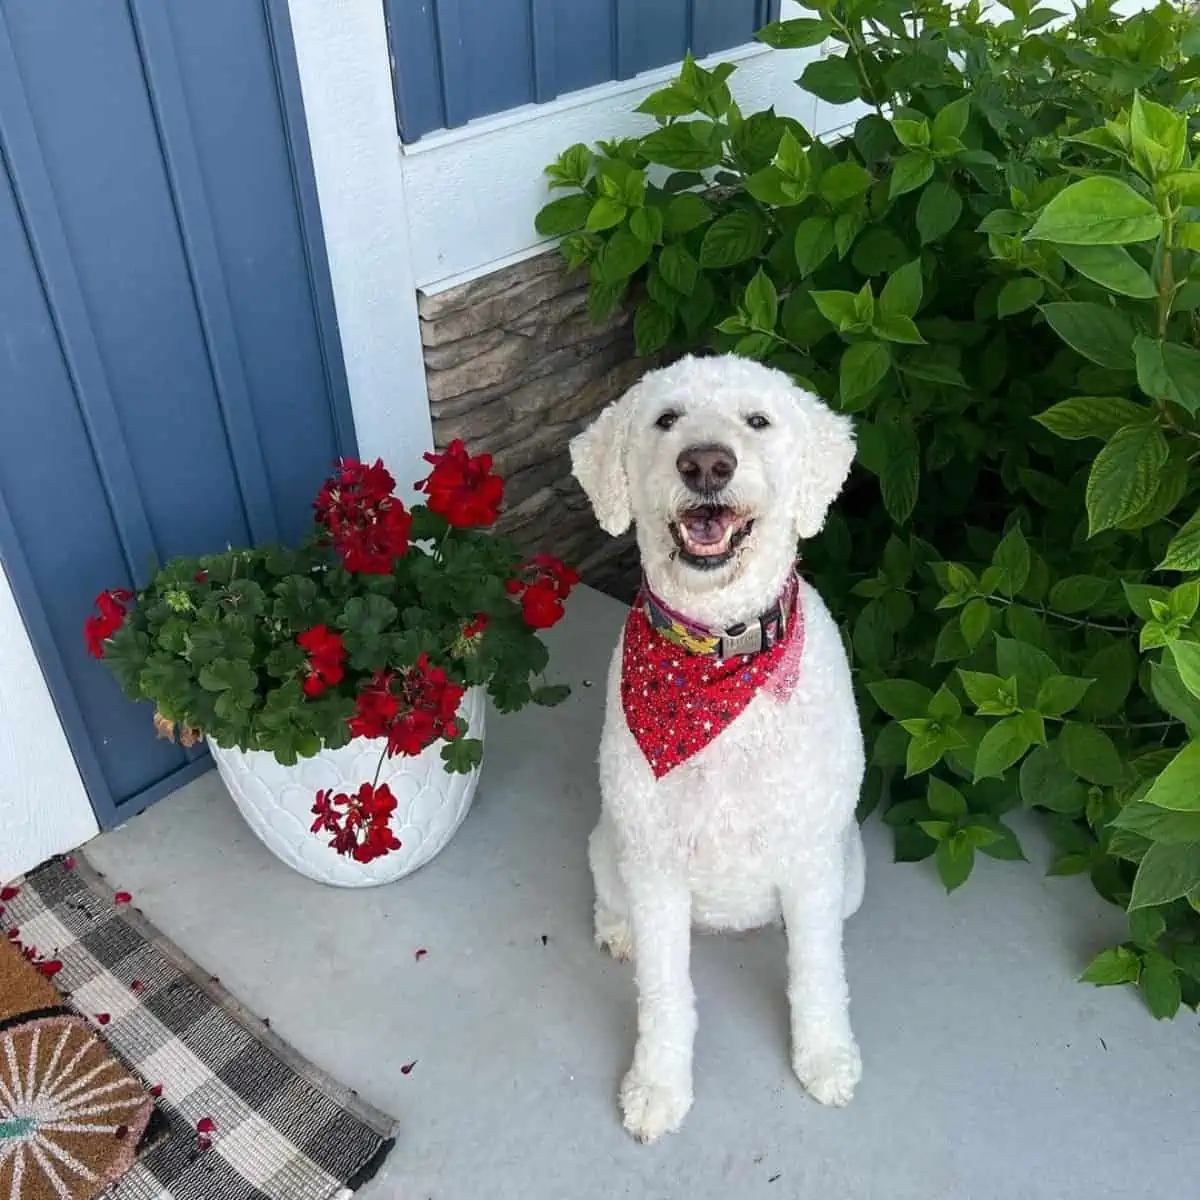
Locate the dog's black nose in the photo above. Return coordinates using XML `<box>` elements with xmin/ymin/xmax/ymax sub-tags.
<box><xmin>677</xmin><ymin>444</ymin><xmax>737</xmax><ymax>493</ymax></box>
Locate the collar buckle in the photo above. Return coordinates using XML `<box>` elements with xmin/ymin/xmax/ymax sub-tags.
<box><xmin>720</xmin><ymin>622</ymin><xmax>765</xmax><ymax>658</ymax></box>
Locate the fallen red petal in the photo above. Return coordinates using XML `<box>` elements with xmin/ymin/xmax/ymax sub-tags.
<box><xmin>5</xmin><ymin>928</ymin><xmax>18</xmax><ymax>941</ymax></box>
<box><xmin>114</xmin><ymin>891</ymin><xmax>132</xmax><ymax>905</ymax></box>
<box><xmin>401</xmin><ymin>1061</ymin><xmax>417</xmax><ymax>1075</ymax></box>
<box><xmin>414</xmin><ymin>948</ymin><xmax>428</xmax><ymax>962</ymax></box>
<box><xmin>150</xmin><ymin>1084</ymin><xmax>163</xmax><ymax>1098</ymax></box>
<box><xmin>0</xmin><ymin>886</ymin><xmax>18</xmax><ymax>902</ymax></box>
<box><xmin>96</xmin><ymin>1013</ymin><xmax>111</xmax><ymax>1026</ymax></box>
<box><xmin>64</xmin><ymin>856</ymin><xmax>77</xmax><ymax>870</ymax></box>
<box><xmin>196</xmin><ymin>1135</ymin><xmax>213</xmax><ymax>1153</ymax></box>
<box><xmin>130</xmin><ymin>980</ymin><xmax>145</xmax><ymax>993</ymax></box>
<box><xmin>36</xmin><ymin>960</ymin><xmax>63</xmax><ymax>977</ymax></box>
<box><xmin>196</xmin><ymin>1117</ymin><xmax>216</xmax><ymax>1134</ymax></box>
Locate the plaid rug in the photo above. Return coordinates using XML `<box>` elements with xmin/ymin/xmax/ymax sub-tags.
<box><xmin>1</xmin><ymin>858</ymin><xmax>396</xmax><ymax>1200</ymax></box>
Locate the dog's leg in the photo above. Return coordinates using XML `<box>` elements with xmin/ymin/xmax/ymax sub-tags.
<box><xmin>589</xmin><ymin>818</ymin><xmax>633</xmax><ymax>961</ymax></box>
<box><xmin>842</xmin><ymin>822</ymin><xmax>866</xmax><ymax>920</ymax></box>
<box><xmin>781</xmin><ymin>864</ymin><xmax>861</xmax><ymax>1107</ymax></box>
<box><xmin>619</xmin><ymin>870</ymin><xmax>695</xmax><ymax>1143</ymax></box>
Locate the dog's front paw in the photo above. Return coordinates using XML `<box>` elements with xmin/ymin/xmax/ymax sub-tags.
<box><xmin>594</xmin><ymin>907</ymin><xmax>633</xmax><ymax>962</ymax></box>
<box><xmin>619</xmin><ymin>1066</ymin><xmax>692</xmax><ymax>1143</ymax></box>
<box><xmin>793</xmin><ymin>1039</ymin><xmax>861</xmax><ymax>1107</ymax></box>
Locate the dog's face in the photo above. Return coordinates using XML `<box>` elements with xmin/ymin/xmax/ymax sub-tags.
<box><xmin>570</xmin><ymin>355</ymin><xmax>855</xmax><ymax>615</ymax></box>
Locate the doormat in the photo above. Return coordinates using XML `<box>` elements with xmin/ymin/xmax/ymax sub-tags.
<box><xmin>0</xmin><ymin>934</ymin><xmax>162</xmax><ymax>1200</ymax></box>
<box><xmin>1</xmin><ymin>858</ymin><xmax>396</xmax><ymax>1200</ymax></box>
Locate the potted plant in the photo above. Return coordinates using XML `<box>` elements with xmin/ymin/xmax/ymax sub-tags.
<box><xmin>84</xmin><ymin>442</ymin><xmax>578</xmax><ymax>888</ymax></box>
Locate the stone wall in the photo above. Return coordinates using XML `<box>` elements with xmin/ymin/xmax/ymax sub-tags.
<box><xmin>418</xmin><ymin>252</ymin><xmax>646</xmax><ymax>602</ymax></box>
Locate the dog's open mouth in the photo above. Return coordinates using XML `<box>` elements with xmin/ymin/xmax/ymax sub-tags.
<box><xmin>670</xmin><ymin>506</ymin><xmax>755</xmax><ymax>568</ymax></box>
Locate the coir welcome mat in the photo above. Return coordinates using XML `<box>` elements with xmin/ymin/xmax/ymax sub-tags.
<box><xmin>1</xmin><ymin>858</ymin><xmax>396</xmax><ymax>1200</ymax></box>
<box><xmin>0</xmin><ymin>930</ymin><xmax>162</xmax><ymax>1200</ymax></box>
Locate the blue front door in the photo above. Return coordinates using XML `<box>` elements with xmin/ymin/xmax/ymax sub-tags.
<box><xmin>0</xmin><ymin>0</ymin><xmax>356</xmax><ymax>827</ymax></box>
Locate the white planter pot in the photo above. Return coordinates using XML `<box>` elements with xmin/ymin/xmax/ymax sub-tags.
<box><xmin>208</xmin><ymin>687</ymin><xmax>485</xmax><ymax>888</ymax></box>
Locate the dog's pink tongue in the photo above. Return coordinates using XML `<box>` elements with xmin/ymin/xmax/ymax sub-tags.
<box><xmin>682</xmin><ymin>513</ymin><xmax>726</xmax><ymax>545</ymax></box>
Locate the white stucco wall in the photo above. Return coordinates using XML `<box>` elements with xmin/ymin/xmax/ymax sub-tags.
<box><xmin>0</xmin><ymin>565</ymin><xmax>97</xmax><ymax>882</ymax></box>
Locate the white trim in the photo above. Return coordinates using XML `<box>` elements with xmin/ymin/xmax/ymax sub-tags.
<box><xmin>0</xmin><ymin>564</ymin><xmax>97</xmax><ymax>881</ymax></box>
<box><xmin>286</xmin><ymin>0</ymin><xmax>434</xmax><ymax>498</ymax></box>
<box><xmin>402</xmin><ymin>0</ymin><xmax>830</xmax><ymax>291</ymax></box>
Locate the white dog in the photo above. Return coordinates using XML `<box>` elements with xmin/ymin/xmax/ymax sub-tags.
<box><xmin>569</xmin><ymin>353</ymin><xmax>865</xmax><ymax>1143</ymax></box>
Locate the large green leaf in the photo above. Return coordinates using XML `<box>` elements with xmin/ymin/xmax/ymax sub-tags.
<box><xmin>1133</xmin><ymin>336</ymin><xmax>1200</xmax><ymax>414</ymax></box>
<box><xmin>794</xmin><ymin>216</ymin><xmax>836</xmax><ymax>277</ymax></box>
<box><xmin>974</xmin><ymin>716</ymin><xmax>1038</xmax><ymax>781</ymax></box>
<box><xmin>880</xmin><ymin>259</ymin><xmax>923</xmax><ymax>320</ymax></box>
<box><xmin>534</xmin><ymin>194</ymin><xmax>593</xmax><ymax>237</ymax></box>
<box><xmin>878</xmin><ymin>417</ymin><xmax>920</xmax><ymax>524</ymax></box>
<box><xmin>1080</xmin><ymin>946</ymin><xmax>1141</xmax><ymax>985</ymax></box>
<box><xmin>1026</xmin><ymin>176</ymin><xmax>1162</xmax><ymax>245</ymax></box>
<box><xmin>1129</xmin><ymin>841</ymin><xmax>1200</xmax><ymax>909</ymax></box>
<box><xmin>1060</xmin><ymin>722</ymin><xmax>1127</xmax><ymax>787</ymax></box>
<box><xmin>1034</xmin><ymin>396</ymin><xmax>1151</xmax><ymax>441</ymax></box>
<box><xmin>916</xmin><ymin>181</ymin><xmax>964</xmax><ymax>244</ymax></box>
<box><xmin>936</xmin><ymin>833</ymin><xmax>976</xmax><ymax>892</ymax></box>
<box><xmin>1159</xmin><ymin>509</ymin><xmax>1200</xmax><ymax>571</ymax></box>
<box><xmin>658</xmin><ymin>243</ymin><xmax>700</xmax><ymax>295</ymax></box>
<box><xmin>1084</xmin><ymin>424</ymin><xmax>1169</xmax><ymax>535</ymax></box>
<box><xmin>1143</xmin><ymin>741</ymin><xmax>1200</xmax><ymax>813</ymax></box>
<box><xmin>839</xmin><ymin>341</ymin><xmax>891</xmax><ymax>408</ymax></box>
<box><xmin>997</xmin><ymin>278</ymin><xmax>1045</xmax><ymax>318</ymax></box>
<box><xmin>868</xmin><ymin>679</ymin><xmax>934</xmax><ymax>720</ymax></box>
<box><xmin>757</xmin><ymin>17</ymin><xmax>834</xmax><ymax>48</ymax></box>
<box><xmin>1112</xmin><ymin>799</ymin><xmax>1200</xmax><ymax>843</ymax></box>
<box><xmin>1040</xmin><ymin>303</ymin><xmax>1136</xmax><ymax>369</ymax></box>
<box><xmin>799</xmin><ymin>55</ymin><xmax>862</xmax><ymax>105</ymax></box>
<box><xmin>699</xmin><ymin>211</ymin><xmax>768</xmax><ymax>268</ymax></box>
<box><xmin>891</xmin><ymin>153</ymin><xmax>934</xmax><ymax>199</ymax></box>
<box><xmin>640</xmin><ymin>121</ymin><xmax>725</xmax><ymax>169</ymax></box>
<box><xmin>1057</xmin><ymin>244</ymin><xmax>1156</xmax><ymax>298</ymax></box>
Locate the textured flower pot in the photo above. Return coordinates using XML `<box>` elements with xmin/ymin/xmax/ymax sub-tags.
<box><xmin>208</xmin><ymin>687</ymin><xmax>485</xmax><ymax>888</ymax></box>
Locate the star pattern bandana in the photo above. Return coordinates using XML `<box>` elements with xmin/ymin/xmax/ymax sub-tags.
<box><xmin>621</xmin><ymin>575</ymin><xmax>805</xmax><ymax>778</ymax></box>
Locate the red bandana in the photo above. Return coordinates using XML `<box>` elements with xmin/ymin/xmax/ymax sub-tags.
<box><xmin>621</xmin><ymin>578</ymin><xmax>805</xmax><ymax>778</ymax></box>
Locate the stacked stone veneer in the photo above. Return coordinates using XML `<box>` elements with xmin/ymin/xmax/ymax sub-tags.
<box><xmin>418</xmin><ymin>252</ymin><xmax>648</xmax><ymax>602</ymax></box>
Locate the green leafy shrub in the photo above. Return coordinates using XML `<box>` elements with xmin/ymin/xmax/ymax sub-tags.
<box><xmin>537</xmin><ymin>0</ymin><xmax>1200</xmax><ymax>1017</ymax></box>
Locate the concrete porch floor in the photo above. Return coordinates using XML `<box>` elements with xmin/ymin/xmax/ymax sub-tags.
<box><xmin>86</xmin><ymin>586</ymin><xmax>1199</xmax><ymax>1200</ymax></box>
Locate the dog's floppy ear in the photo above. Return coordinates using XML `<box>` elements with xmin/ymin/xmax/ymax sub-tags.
<box><xmin>570</xmin><ymin>389</ymin><xmax>636</xmax><ymax>536</ymax></box>
<box><xmin>791</xmin><ymin>390</ymin><xmax>856</xmax><ymax>541</ymax></box>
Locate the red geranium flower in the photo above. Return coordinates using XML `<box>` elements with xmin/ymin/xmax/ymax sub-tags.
<box><xmin>463</xmin><ymin>614</ymin><xmax>489</xmax><ymax>640</ymax></box>
<box><xmin>84</xmin><ymin>589</ymin><xmax>135</xmax><ymax>658</ymax></box>
<box><xmin>346</xmin><ymin>659</ymin><xmax>464</xmax><ymax>758</ymax></box>
<box><xmin>520</xmin><ymin>581</ymin><xmax>565</xmax><ymax>629</ymax></box>
<box><xmin>506</xmin><ymin>555</ymin><xmax>579</xmax><ymax>630</ymax></box>
<box><xmin>310</xmin><ymin>782</ymin><xmax>403</xmax><ymax>863</ymax></box>
<box><xmin>297</xmin><ymin>625</ymin><xmax>346</xmax><ymax>697</ymax></box>
<box><xmin>314</xmin><ymin>458</ymin><xmax>412</xmax><ymax>574</ymax></box>
<box><xmin>416</xmin><ymin>440</ymin><xmax>504</xmax><ymax>528</ymax></box>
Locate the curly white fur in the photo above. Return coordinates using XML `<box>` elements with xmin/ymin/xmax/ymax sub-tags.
<box><xmin>570</xmin><ymin>354</ymin><xmax>865</xmax><ymax>1143</ymax></box>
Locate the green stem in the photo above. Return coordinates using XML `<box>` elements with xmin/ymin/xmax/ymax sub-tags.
<box><xmin>1157</xmin><ymin>215</ymin><xmax>1177</xmax><ymax>341</ymax></box>
<box><xmin>1095</xmin><ymin>719</ymin><xmax>1181</xmax><ymax>732</ymax></box>
<box><xmin>829</xmin><ymin>11</ymin><xmax>886</xmax><ymax>117</ymax></box>
<box><xmin>987</xmin><ymin>593</ymin><xmax>1131</xmax><ymax>635</ymax></box>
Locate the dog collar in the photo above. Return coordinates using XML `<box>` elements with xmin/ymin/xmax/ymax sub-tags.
<box><xmin>640</xmin><ymin>571</ymin><xmax>799</xmax><ymax>659</ymax></box>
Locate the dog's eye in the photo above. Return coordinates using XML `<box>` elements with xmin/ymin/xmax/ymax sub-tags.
<box><xmin>746</xmin><ymin>413</ymin><xmax>771</xmax><ymax>431</ymax></box>
<box><xmin>655</xmin><ymin>411</ymin><xmax>679</xmax><ymax>431</ymax></box>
